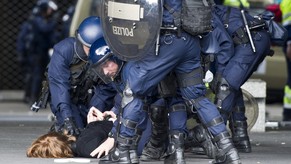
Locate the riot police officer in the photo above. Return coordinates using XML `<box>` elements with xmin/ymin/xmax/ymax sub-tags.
<box><xmin>88</xmin><ymin>40</ymin><xmax>189</xmax><ymax>161</ymax></box>
<box><xmin>28</xmin><ymin>0</ymin><xmax>58</xmax><ymax>104</ymax></box>
<box><xmin>16</xmin><ymin>0</ymin><xmax>58</xmax><ymax>104</ymax></box>
<box><xmin>89</xmin><ymin>0</ymin><xmax>241</xmax><ymax>163</ymax></box>
<box><xmin>88</xmin><ymin>40</ymin><xmax>193</xmax><ymax>164</ymax></box>
<box><xmin>47</xmin><ymin>16</ymin><xmax>104</xmax><ymax>136</ymax></box>
<box><xmin>184</xmin><ymin>7</ymin><xmax>236</xmax><ymax>158</ymax></box>
<box><xmin>201</xmin><ymin>5</ymin><xmax>272</xmax><ymax>154</ymax></box>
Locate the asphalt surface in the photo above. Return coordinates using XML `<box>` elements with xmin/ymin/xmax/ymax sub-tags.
<box><xmin>0</xmin><ymin>99</ymin><xmax>290</xmax><ymax>164</ymax></box>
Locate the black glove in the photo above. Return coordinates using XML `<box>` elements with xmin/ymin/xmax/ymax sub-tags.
<box><xmin>63</xmin><ymin>117</ymin><xmax>80</xmax><ymax>136</ymax></box>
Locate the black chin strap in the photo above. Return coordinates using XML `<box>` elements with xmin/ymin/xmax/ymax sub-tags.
<box><xmin>74</xmin><ymin>40</ymin><xmax>88</xmax><ymax>62</ymax></box>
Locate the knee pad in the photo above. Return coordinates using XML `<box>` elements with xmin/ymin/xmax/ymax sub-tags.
<box><xmin>215</xmin><ymin>77</ymin><xmax>231</xmax><ymax>109</ymax></box>
<box><xmin>158</xmin><ymin>73</ymin><xmax>178</xmax><ymax>98</ymax></box>
<box><xmin>122</xmin><ymin>82</ymin><xmax>134</xmax><ymax>108</ymax></box>
<box><xmin>150</xmin><ymin>104</ymin><xmax>167</xmax><ymax>123</ymax></box>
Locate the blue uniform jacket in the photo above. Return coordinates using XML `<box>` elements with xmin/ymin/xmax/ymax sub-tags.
<box><xmin>30</xmin><ymin>15</ymin><xmax>57</xmax><ymax>54</ymax></box>
<box><xmin>163</xmin><ymin>0</ymin><xmax>181</xmax><ymax>25</ymax></box>
<box><xmin>205</xmin><ymin>13</ymin><xmax>235</xmax><ymax>74</ymax></box>
<box><xmin>213</xmin><ymin>5</ymin><xmax>271</xmax><ymax>89</ymax></box>
<box><xmin>48</xmin><ymin>37</ymin><xmax>78</xmax><ymax>119</ymax></box>
<box><xmin>213</xmin><ymin>5</ymin><xmax>254</xmax><ymax>37</ymax></box>
<box><xmin>89</xmin><ymin>82</ymin><xmax>119</xmax><ymax>112</ymax></box>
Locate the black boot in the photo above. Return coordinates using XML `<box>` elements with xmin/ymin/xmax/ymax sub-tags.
<box><xmin>229</xmin><ymin>106</ymin><xmax>252</xmax><ymax>153</ymax></box>
<box><xmin>140</xmin><ymin>105</ymin><xmax>167</xmax><ymax>161</ymax></box>
<box><xmin>140</xmin><ymin>139</ymin><xmax>166</xmax><ymax>161</ymax></box>
<box><xmin>164</xmin><ymin>132</ymin><xmax>186</xmax><ymax>164</ymax></box>
<box><xmin>99</xmin><ymin>135</ymin><xmax>139</xmax><ymax>164</ymax></box>
<box><xmin>186</xmin><ymin>124</ymin><xmax>216</xmax><ymax>159</ymax></box>
<box><xmin>230</xmin><ymin>120</ymin><xmax>251</xmax><ymax>153</ymax></box>
<box><xmin>212</xmin><ymin>132</ymin><xmax>241</xmax><ymax>164</ymax></box>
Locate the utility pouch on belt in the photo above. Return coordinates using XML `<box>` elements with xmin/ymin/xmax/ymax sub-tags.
<box><xmin>181</xmin><ymin>0</ymin><xmax>213</xmax><ymax>35</ymax></box>
<box><xmin>232</xmin><ymin>28</ymin><xmax>249</xmax><ymax>45</ymax></box>
<box><xmin>158</xmin><ymin>73</ymin><xmax>178</xmax><ymax>98</ymax></box>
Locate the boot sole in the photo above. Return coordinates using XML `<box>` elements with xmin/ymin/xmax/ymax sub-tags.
<box><xmin>211</xmin><ymin>159</ymin><xmax>242</xmax><ymax>164</ymax></box>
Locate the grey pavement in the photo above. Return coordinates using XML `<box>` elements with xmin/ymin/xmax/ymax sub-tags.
<box><xmin>0</xmin><ymin>91</ymin><xmax>291</xmax><ymax>164</ymax></box>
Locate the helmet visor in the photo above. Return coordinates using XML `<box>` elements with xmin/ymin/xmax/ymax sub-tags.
<box><xmin>90</xmin><ymin>59</ymin><xmax>114</xmax><ymax>84</ymax></box>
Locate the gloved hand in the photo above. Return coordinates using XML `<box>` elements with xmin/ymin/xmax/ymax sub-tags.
<box><xmin>63</xmin><ymin>117</ymin><xmax>80</xmax><ymax>136</ymax></box>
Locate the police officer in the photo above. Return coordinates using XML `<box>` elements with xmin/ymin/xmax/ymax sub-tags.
<box><xmin>17</xmin><ymin>0</ymin><xmax>58</xmax><ymax>104</ymax></box>
<box><xmin>184</xmin><ymin>7</ymin><xmax>235</xmax><ymax>158</ymax></box>
<box><xmin>88</xmin><ymin>42</ymin><xmax>188</xmax><ymax>161</ymax></box>
<box><xmin>209</xmin><ymin>5</ymin><xmax>271</xmax><ymax>153</ymax></box>
<box><xmin>280</xmin><ymin>0</ymin><xmax>291</xmax><ymax>121</ymax></box>
<box><xmin>29</xmin><ymin>0</ymin><xmax>59</xmax><ymax>104</ymax></box>
<box><xmin>89</xmin><ymin>0</ymin><xmax>241</xmax><ymax>163</ymax></box>
<box><xmin>88</xmin><ymin>41</ymin><xmax>195</xmax><ymax>164</ymax></box>
<box><xmin>47</xmin><ymin>16</ymin><xmax>105</xmax><ymax>136</ymax></box>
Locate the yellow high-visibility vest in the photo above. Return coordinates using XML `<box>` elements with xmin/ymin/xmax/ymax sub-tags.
<box><xmin>280</xmin><ymin>0</ymin><xmax>291</xmax><ymax>26</ymax></box>
<box><xmin>223</xmin><ymin>0</ymin><xmax>250</xmax><ymax>8</ymax></box>
<box><xmin>284</xmin><ymin>85</ymin><xmax>291</xmax><ymax>108</ymax></box>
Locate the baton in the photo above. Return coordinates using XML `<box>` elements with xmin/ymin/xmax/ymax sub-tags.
<box><xmin>241</xmin><ymin>10</ymin><xmax>256</xmax><ymax>52</ymax></box>
<box><xmin>155</xmin><ymin>32</ymin><xmax>160</xmax><ymax>56</ymax></box>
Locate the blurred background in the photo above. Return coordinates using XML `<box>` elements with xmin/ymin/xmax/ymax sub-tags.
<box><xmin>0</xmin><ymin>0</ymin><xmax>76</xmax><ymax>91</ymax></box>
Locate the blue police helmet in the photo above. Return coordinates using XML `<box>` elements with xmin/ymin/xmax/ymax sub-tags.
<box><xmin>89</xmin><ymin>38</ymin><xmax>124</xmax><ymax>84</ymax></box>
<box><xmin>89</xmin><ymin>37</ymin><xmax>111</xmax><ymax>64</ymax></box>
<box><xmin>88</xmin><ymin>37</ymin><xmax>115</xmax><ymax>84</ymax></box>
<box><xmin>76</xmin><ymin>16</ymin><xmax>103</xmax><ymax>48</ymax></box>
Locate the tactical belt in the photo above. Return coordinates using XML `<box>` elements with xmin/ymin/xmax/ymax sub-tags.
<box><xmin>224</xmin><ymin>7</ymin><xmax>265</xmax><ymax>46</ymax></box>
<box><xmin>232</xmin><ymin>27</ymin><xmax>250</xmax><ymax>45</ymax></box>
<box><xmin>169</xmin><ymin>103</ymin><xmax>187</xmax><ymax>113</ymax></box>
<box><xmin>232</xmin><ymin>19</ymin><xmax>265</xmax><ymax>46</ymax></box>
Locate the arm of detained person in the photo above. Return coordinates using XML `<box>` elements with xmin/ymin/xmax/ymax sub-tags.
<box><xmin>89</xmin><ymin>110</ymin><xmax>117</xmax><ymax>158</ymax></box>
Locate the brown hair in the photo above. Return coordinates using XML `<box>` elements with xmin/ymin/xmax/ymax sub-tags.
<box><xmin>26</xmin><ymin>132</ymin><xmax>76</xmax><ymax>158</ymax></box>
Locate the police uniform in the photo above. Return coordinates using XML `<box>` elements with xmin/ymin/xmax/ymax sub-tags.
<box><xmin>212</xmin><ymin>5</ymin><xmax>271</xmax><ymax>152</ymax></box>
<box><xmin>90</xmin><ymin>72</ymin><xmax>176</xmax><ymax>160</ymax></box>
<box><xmin>280</xmin><ymin>0</ymin><xmax>291</xmax><ymax>121</ymax></box>
<box><xmin>46</xmin><ymin>16</ymin><xmax>105</xmax><ymax>136</ymax></box>
<box><xmin>99</xmin><ymin>0</ymin><xmax>240</xmax><ymax>163</ymax></box>
<box><xmin>185</xmin><ymin>10</ymin><xmax>235</xmax><ymax>159</ymax></box>
<box><xmin>17</xmin><ymin>8</ymin><xmax>57</xmax><ymax>104</ymax></box>
<box><xmin>28</xmin><ymin>5</ymin><xmax>58</xmax><ymax>104</ymax></box>
<box><xmin>140</xmin><ymin>92</ymin><xmax>188</xmax><ymax>161</ymax></box>
<box><xmin>48</xmin><ymin>38</ymin><xmax>89</xmax><ymax>132</ymax></box>
<box><xmin>48</xmin><ymin>37</ymin><xmax>116</xmax><ymax>135</ymax></box>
